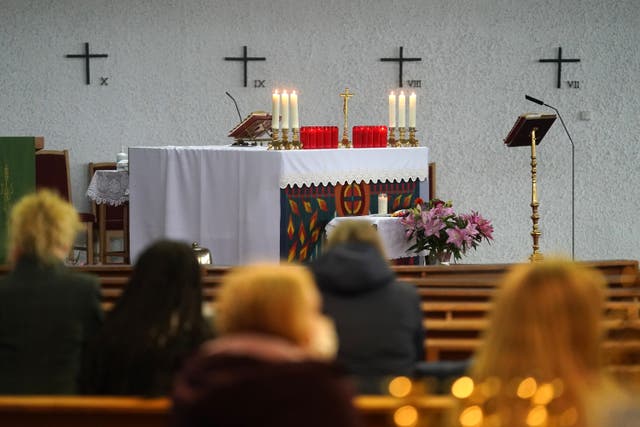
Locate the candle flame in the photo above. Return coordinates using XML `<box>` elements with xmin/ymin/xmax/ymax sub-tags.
<box><xmin>390</xmin><ymin>91</ymin><xmax>395</xmax><ymax>96</ymax></box>
<box><xmin>400</xmin><ymin>91</ymin><xmax>405</xmax><ymax>96</ymax></box>
<box><xmin>411</xmin><ymin>92</ymin><xmax>416</xmax><ymax>96</ymax></box>
<box><xmin>273</xmin><ymin>89</ymin><xmax>279</xmax><ymax>95</ymax></box>
<box><xmin>292</xmin><ymin>90</ymin><xmax>297</xmax><ymax>95</ymax></box>
<box><xmin>282</xmin><ymin>90</ymin><xmax>288</xmax><ymax>95</ymax></box>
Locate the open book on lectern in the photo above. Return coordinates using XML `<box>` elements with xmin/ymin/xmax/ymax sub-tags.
<box><xmin>504</xmin><ymin>113</ymin><xmax>557</xmax><ymax>147</ymax></box>
<box><xmin>227</xmin><ymin>111</ymin><xmax>272</xmax><ymax>145</ymax></box>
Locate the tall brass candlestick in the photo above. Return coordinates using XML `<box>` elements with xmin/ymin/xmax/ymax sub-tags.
<box><xmin>281</xmin><ymin>128</ymin><xmax>290</xmax><ymax>150</ymax></box>
<box><xmin>291</xmin><ymin>128</ymin><xmax>301</xmax><ymax>149</ymax></box>
<box><xmin>408</xmin><ymin>127</ymin><xmax>419</xmax><ymax>147</ymax></box>
<box><xmin>268</xmin><ymin>128</ymin><xmax>281</xmax><ymax>150</ymax></box>
<box><xmin>339</xmin><ymin>88</ymin><xmax>354</xmax><ymax>148</ymax></box>
<box><xmin>398</xmin><ymin>127</ymin><xmax>407</xmax><ymax>146</ymax></box>
<box><xmin>388</xmin><ymin>127</ymin><xmax>398</xmax><ymax>147</ymax></box>
<box><xmin>529</xmin><ymin>127</ymin><xmax>543</xmax><ymax>262</ymax></box>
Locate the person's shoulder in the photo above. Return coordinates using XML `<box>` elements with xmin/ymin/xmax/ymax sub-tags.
<box><xmin>389</xmin><ymin>279</ymin><xmax>420</xmax><ymax>297</ymax></box>
<box><xmin>0</xmin><ymin>276</ymin><xmax>9</xmax><ymax>294</ymax></box>
<box><xmin>58</xmin><ymin>269</ymin><xmax>101</xmax><ymax>294</ymax></box>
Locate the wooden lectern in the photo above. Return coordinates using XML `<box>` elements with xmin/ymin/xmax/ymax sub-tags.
<box><xmin>504</xmin><ymin>114</ymin><xmax>556</xmax><ymax>261</ymax></box>
<box><xmin>0</xmin><ymin>137</ymin><xmax>44</xmax><ymax>262</ymax></box>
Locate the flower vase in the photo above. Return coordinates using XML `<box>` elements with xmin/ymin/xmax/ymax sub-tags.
<box><xmin>425</xmin><ymin>250</ymin><xmax>452</xmax><ymax>266</ymax></box>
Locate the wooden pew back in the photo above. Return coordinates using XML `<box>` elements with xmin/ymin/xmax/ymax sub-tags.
<box><xmin>0</xmin><ymin>395</ymin><xmax>456</xmax><ymax>427</ymax></box>
<box><xmin>1</xmin><ymin>261</ymin><xmax>639</xmax><ymax>376</ymax></box>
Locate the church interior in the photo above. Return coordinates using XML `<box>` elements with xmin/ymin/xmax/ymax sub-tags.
<box><xmin>1</xmin><ymin>1</ymin><xmax>639</xmax><ymax>426</ymax></box>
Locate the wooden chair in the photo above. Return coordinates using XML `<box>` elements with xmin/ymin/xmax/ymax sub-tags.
<box><xmin>35</xmin><ymin>150</ymin><xmax>94</xmax><ymax>264</ymax></box>
<box><xmin>88</xmin><ymin>162</ymin><xmax>129</xmax><ymax>264</ymax></box>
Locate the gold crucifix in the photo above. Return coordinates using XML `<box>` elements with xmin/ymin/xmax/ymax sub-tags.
<box><xmin>339</xmin><ymin>87</ymin><xmax>354</xmax><ymax>148</ymax></box>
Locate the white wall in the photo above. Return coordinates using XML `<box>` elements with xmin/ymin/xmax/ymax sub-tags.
<box><xmin>2</xmin><ymin>0</ymin><xmax>638</xmax><ymax>263</ymax></box>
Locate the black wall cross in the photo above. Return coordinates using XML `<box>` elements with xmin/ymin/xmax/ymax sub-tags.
<box><xmin>380</xmin><ymin>46</ymin><xmax>422</xmax><ymax>88</ymax></box>
<box><xmin>66</xmin><ymin>42</ymin><xmax>108</xmax><ymax>85</ymax></box>
<box><xmin>539</xmin><ymin>47</ymin><xmax>581</xmax><ymax>89</ymax></box>
<box><xmin>224</xmin><ymin>46</ymin><xmax>266</xmax><ymax>87</ymax></box>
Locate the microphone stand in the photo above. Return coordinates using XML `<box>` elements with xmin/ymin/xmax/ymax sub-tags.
<box><xmin>525</xmin><ymin>95</ymin><xmax>575</xmax><ymax>260</ymax></box>
<box><xmin>225</xmin><ymin>91</ymin><xmax>243</xmax><ymax>122</ymax></box>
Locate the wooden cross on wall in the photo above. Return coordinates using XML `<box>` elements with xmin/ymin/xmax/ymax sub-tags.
<box><xmin>539</xmin><ymin>47</ymin><xmax>581</xmax><ymax>89</ymax></box>
<box><xmin>224</xmin><ymin>46</ymin><xmax>266</xmax><ymax>87</ymax></box>
<box><xmin>65</xmin><ymin>42</ymin><xmax>109</xmax><ymax>85</ymax></box>
<box><xmin>380</xmin><ymin>46</ymin><xmax>422</xmax><ymax>88</ymax></box>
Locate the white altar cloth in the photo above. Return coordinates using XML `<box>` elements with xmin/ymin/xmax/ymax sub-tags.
<box><xmin>129</xmin><ymin>146</ymin><xmax>429</xmax><ymax>265</ymax></box>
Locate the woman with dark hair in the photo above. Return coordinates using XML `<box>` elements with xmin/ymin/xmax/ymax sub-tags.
<box><xmin>82</xmin><ymin>240</ymin><xmax>211</xmax><ymax>396</ymax></box>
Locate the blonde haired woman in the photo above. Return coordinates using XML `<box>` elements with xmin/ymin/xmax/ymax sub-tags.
<box><xmin>468</xmin><ymin>259</ymin><xmax>613</xmax><ymax>427</ymax></box>
<box><xmin>0</xmin><ymin>190</ymin><xmax>103</xmax><ymax>394</ymax></box>
<box><xmin>172</xmin><ymin>263</ymin><xmax>360</xmax><ymax>427</ymax></box>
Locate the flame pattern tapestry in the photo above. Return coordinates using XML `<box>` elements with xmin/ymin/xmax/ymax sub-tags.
<box><xmin>280</xmin><ymin>180</ymin><xmax>420</xmax><ymax>263</ymax></box>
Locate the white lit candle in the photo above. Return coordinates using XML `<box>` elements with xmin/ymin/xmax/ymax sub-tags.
<box><xmin>388</xmin><ymin>92</ymin><xmax>396</xmax><ymax>128</ymax></box>
<box><xmin>290</xmin><ymin>90</ymin><xmax>299</xmax><ymax>129</ymax></box>
<box><xmin>409</xmin><ymin>92</ymin><xmax>416</xmax><ymax>128</ymax></box>
<box><xmin>378</xmin><ymin>193</ymin><xmax>388</xmax><ymax>215</ymax></box>
<box><xmin>281</xmin><ymin>90</ymin><xmax>289</xmax><ymax>129</ymax></box>
<box><xmin>271</xmin><ymin>90</ymin><xmax>280</xmax><ymax>129</ymax></box>
<box><xmin>398</xmin><ymin>91</ymin><xmax>406</xmax><ymax>129</ymax></box>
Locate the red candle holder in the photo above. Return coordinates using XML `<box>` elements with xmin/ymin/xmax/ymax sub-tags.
<box><xmin>300</xmin><ymin>126</ymin><xmax>340</xmax><ymax>149</ymax></box>
<box><xmin>351</xmin><ymin>125</ymin><xmax>388</xmax><ymax>148</ymax></box>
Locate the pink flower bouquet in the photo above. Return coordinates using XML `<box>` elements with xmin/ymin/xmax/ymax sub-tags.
<box><xmin>400</xmin><ymin>198</ymin><xmax>494</xmax><ymax>261</ymax></box>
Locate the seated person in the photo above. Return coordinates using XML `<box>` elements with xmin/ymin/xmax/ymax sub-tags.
<box><xmin>310</xmin><ymin>220</ymin><xmax>425</xmax><ymax>393</ymax></box>
<box><xmin>81</xmin><ymin>240</ymin><xmax>211</xmax><ymax>396</ymax></box>
<box><xmin>172</xmin><ymin>263</ymin><xmax>360</xmax><ymax>427</ymax></box>
<box><xmin>469</xmin><ymin>259</ymin><xmax>622</xmax><ymax>427</ymax></box>
<box><xmin>0</xmin><ymin>190</ymin><xmax>103</xmax><ymax>394</ymax></box>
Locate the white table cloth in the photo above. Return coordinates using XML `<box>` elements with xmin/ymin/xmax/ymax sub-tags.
<box><xmin>325</xmin><ymin>215</ymin><xmax>413</xmax><ymax>260</ymax></box>
<box><xmin>129</xmin><ymin>146</ymin><xmax>429</xmax><ymax>265</ymax></box>
<box><xmin>86</xmin><ymin>170</ymin><xmax>129</xmax><ymax>206</ymax></box>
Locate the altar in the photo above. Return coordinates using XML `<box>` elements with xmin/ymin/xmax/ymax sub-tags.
<box><xmin>129</xmin><ymin>146</ymin><xmax>429</xmax><ymax>265</ymax></box>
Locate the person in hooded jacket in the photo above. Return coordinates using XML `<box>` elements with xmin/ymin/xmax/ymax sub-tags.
<box><xmin>310</xmin><ymin>219</ymin><xmax>425</xmax><ymax>393</ymax></box>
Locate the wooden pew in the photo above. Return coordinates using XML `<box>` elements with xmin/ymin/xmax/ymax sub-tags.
<box><xmin>0</xmin><ymin>396</ymin><xmax>169</xmax><ymax>427</ymax></box>
<box><xmin>2</xmin><ymin>261</ymin><xmax>639</xmax><ymax>374</ymax></box>
<box><xmin>0</xmin><ymin>395</ymin><xmax>457</xmax><ymax>427</ymax></box>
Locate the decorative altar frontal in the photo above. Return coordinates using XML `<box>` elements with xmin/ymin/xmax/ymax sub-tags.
<box><xmin>129</xmin><ymin>146</ymin><xmax>429</xmax><ymax>265</ymax></box>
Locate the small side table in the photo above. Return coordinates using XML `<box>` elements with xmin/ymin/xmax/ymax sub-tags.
<box><xmin>87</xmin><ymin>170</ymin><xmax>130</xmax><ymax>264</ymax></box>
<box><xmin>325</xmin><ymin>215</ymin><xmax>413</xmax><ymax>260</ymax></box>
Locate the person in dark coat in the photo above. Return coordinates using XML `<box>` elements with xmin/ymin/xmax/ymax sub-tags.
<box><xmin>310</xmin><ymin>219</ymin><xmax>425</xmax><ymax>393</ymax></box>
<box><xmin>172</xmin><ymin>263</ymin><xmax>361</xmax><ymax>427</ymax></box>
<box><xmin>81</xmin><ymin>240</ymin><xmax>212</xmax><ymax>396</ymax></box>
<box><xmin>0</xmin><ymin>190</ymin><xmax>103</xmax><ymax>394</ymax></box>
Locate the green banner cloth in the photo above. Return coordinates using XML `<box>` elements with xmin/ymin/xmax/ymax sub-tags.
<box><xmin>0</xmin><ymin>137</ymin><xmax>36</xmax><ymax>263</ymax></box>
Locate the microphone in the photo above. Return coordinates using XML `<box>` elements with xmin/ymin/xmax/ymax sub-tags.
<box><xmin>525</xmin><ymin>94</ymin><xmax>576</xmax><ymax>260</ymax></box>
<box><xmin>225</xmin><ymin>92</ymin><xmax>243</xmax><ymax>122</ymax></box>
<box><xmin>525</xmin><ymin>95</ymin><xmax>545</xmax><ymax>105</ymax></box>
